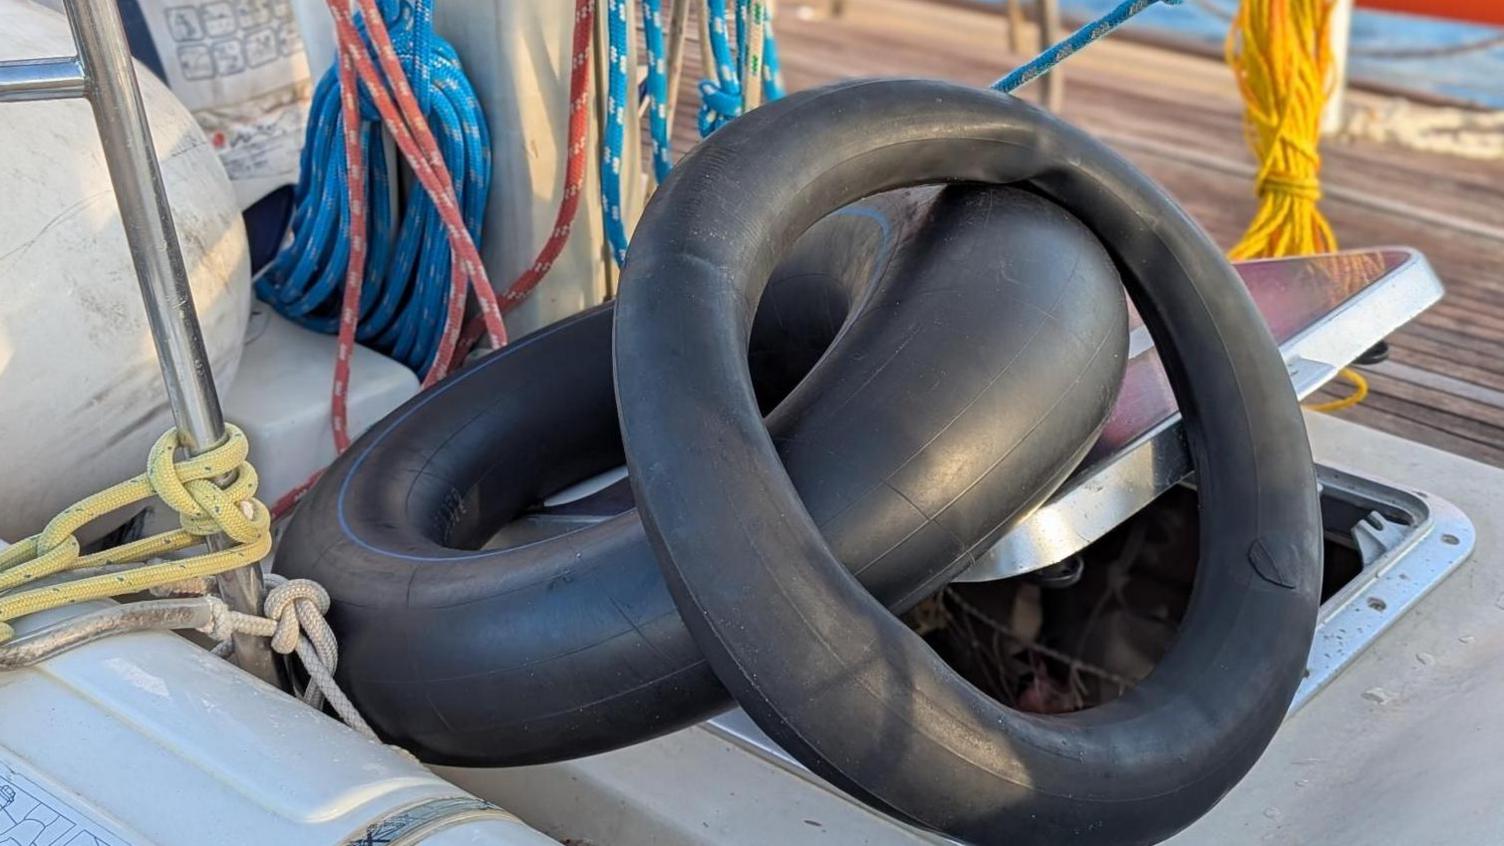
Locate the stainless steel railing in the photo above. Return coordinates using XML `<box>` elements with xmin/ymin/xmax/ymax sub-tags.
<box><xmin>0</xmin><ymin>0</ymin><xmax>278</xmax><ymax>684</ymax></box>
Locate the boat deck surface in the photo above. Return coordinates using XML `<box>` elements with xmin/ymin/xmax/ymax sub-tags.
<box><xmin>667</xmin><ymin>0</ymin><xmax>1504</xmax><ymax>467</ymax></box>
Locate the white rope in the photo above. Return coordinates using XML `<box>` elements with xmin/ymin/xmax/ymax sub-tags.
<box><xmin>0</xmin><ymin>539</ymin><xmax>375</xmax><ymax>741</ymax></box>
<box><xmin>198</xmin><ymin>574</ymin><xmax>377</xmax><ymax>739</ymax></box>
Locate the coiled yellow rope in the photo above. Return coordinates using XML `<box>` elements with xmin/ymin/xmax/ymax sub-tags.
<box><xmin>1225</xmin><ymin>0</ymin><xmax>1336</xmax><ymax>260</ymax></box>
<box><xmin>0</xmin><ymin>425</ymin><xmax>270</xmax><ymax>643</ymax></box>
<box><xmin>1226</xmin><ymin>0</ymin><xmax>1365</xmax><ymax>412</ymax></box>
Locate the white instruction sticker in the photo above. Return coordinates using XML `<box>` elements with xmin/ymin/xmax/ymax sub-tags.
<box><xmin>141</xmin><ymin>0</ymin><xmax>313</xmax><ymax>207</ymax></box>
<box><xmin>0</xmin><ymin>766</ymin><xmax>130</xmax><ymax>846</ymax></box>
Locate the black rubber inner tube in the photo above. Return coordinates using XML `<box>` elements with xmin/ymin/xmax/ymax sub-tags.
<box><xmin>274</xmin><ymin>183</ymin><xmax>1128</xmax><ymax>766</ymax></box>
<box><xmin>613</xmin><ymin>79</ymin><xmax>1322</xmax><ymax>845</ymax></box>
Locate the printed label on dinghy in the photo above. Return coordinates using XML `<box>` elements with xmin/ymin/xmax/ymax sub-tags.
<box><xmin>141</xmin><ymin>0</ymin><xmax>312</xmax><ymax>207</ymax></box>
<box><xmin>0</xmin><ymin>764</ymin><xmax>129</xmax><ymax>846</ymax></box>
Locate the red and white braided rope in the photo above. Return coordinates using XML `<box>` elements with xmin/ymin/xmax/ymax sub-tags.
<box><xmin>453</xmin><ymin>0</ymin><xmax>596</xmax><ymax>368</ymax></box>
<box><xmin>273</xmin><ymin>0</ymin><xmax>596</xmax><ymax>519</ymax></box>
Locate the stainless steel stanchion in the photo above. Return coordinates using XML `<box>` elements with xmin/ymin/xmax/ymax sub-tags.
<box><xmin>0</xmin><ymin>0</ymin><xmax>280</xmax><ymax>685</ymax></box>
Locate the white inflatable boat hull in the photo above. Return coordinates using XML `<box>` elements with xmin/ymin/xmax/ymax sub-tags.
<box><xmin>0</xmin><ymin>0</ymin><xmax>252</xmax><ymax>541</ymax></box>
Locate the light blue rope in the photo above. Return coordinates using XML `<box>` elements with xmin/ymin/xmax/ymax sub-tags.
<box><xmin>641</xmin><ymin>0</ymin><xmax>674</xmax><ymax>182</ymax></box>
<box><xmin>698</xmin><ymin>0</ymin><xmax>783</xmax><ymax>137</ymax></box>
<box><xmin>602</xmin><ymin>0</ymin><xmax>632</xmax><ymax>265</ymax></box>
<box><xmin>606</xmin><ymin>0</ymin><xmax>1158</xmax><ymax>268</ymax></box>
<box><xmin>605</xmin><ymin>0</ymin><xmax>786</xmax><ymax>265</ymax></box>
<box><xmin>697</xmin><ymin>0</ymin><xmax>742</xmax><ymax>136</ymax></box>
<box><xmin>256</xmin><ymin>0</ymin><xmax>489</xmax><ymax>377</ymax></box>
<box><xmin>992</xmin><ymin>0</ymin><xmax>1181</xmax><ymax>93</ymax></box>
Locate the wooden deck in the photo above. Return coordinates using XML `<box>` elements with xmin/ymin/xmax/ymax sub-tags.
<box><xmin>666</xmin><ymin>0</ymin><xmax>1504</xmax><ymax>467</ymax></box>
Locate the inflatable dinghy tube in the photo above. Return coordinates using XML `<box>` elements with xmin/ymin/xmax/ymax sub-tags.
<box><xmin>613</xmin><ymin>79</ymin><xmax>1322</xmax><ymax>846</ymax></box>
<box><xmin>275</xmin><ymin>183</ymin><xmax>1128</xmax><ymax>765</ymax></box>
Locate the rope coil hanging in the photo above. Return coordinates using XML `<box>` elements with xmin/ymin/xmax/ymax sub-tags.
<box><xmin>257</xmin><ymin>0</ymin><xmax>493</xmax><ymax>381</ymax></box>
<box><xmin>1225</xmin><ymin>0</ymin><xmax>1337</xmax><ymax>260</ymax></box>
<box><xmin>270</xmin><ymin>0</ymin><xmax>596</xmax><ymax>519</ymax></box>
<box><xmin>1226</xmin><ymin>0</ymin><xmax>1367</xmax><ymax>411</ymax></box>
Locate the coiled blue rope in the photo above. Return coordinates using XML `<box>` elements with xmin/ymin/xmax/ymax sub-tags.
<box><xmin>992</xmin><ymin>0</ymin><xmax>1180</xmax><ymax>93</ymax></box>
<box><xmin>256</xmin><ymin>0</ymin><xmax>489</xmax><ymax>378</ymax></box>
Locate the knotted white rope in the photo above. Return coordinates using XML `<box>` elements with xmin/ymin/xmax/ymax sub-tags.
<box><xmin>162</xmin><ymin>573</ymin><xmax>376</xmax><ymax>739</ymax></box>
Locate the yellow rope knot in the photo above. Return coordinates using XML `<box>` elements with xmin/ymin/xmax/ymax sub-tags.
<box><xmin>0</xmin><ymin>425</ymin><xmax>271</xmax><ymax>643</ymax></box>
<box><xmin>1255</xmin><ymin>168</ymin><xmax>1322</xmax><ymax>203</ymax></box>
